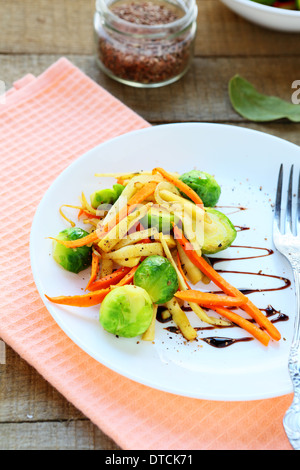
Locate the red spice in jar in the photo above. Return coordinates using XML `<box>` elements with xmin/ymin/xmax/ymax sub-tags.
<box><xmin>95</xmin><ymin>0</ymin><xmax>195</xmax><ymax>86</ymax></box>
<box><xmin>111</xmin><ymin>1</ymin><xmax>182</xmax><ymax>25</ymax></box>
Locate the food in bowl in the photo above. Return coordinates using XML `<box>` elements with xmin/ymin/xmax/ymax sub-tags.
<box><xmin>251</xmin><ymin>0</ymin><xmax>299</xmax><ymax>9</ymax></box>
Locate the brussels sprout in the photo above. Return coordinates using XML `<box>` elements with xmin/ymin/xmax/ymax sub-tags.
<box><xmin>202</xmin><ymin>208</ymin><xmax>237</xmax><ymax>255</ymax></box>
<box><xmin>52</xmin><ymin>227</ymin><xmax>92</xmax><ymax>273</ymax></box>
<box><xmin>141</xmin><ymin>207</ymin><xmax>176</xmax><ymax>234</ymax></box>
<box><xmin>179</xmin><ymin>170</ymin><xmax>221</xmax><ymax>207</ymax></box>
<box><xmin>90</xmin><ymin>183</ymin><xmax>124</xmax><ymax>209</ymax></box>
<box><xmin>99</xmin><ymin>285</ymin><xmax>153</xmax><ymax>338</ymax></box>
<box><xmin>133</xmin><ymin>255</ymin><xmax>179</xmax><ymax>304</ymax></box>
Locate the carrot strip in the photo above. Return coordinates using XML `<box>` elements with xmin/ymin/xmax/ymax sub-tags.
<box><xmin>128</xmin><ymin>181</ymin><xmax>158</xmax><ymax>206</ymax></box>
<box><xmin>45</xmin><ymin>266</ymin><xmax>136</xmax><ymax>306</ymax></box>
<box><xmin>210</xmin><ymin>306</ymin><xmax>270</xmax><ymax>347</ymax></box>
<box><xmin>79</xmin><ymin>209</ymin><xmax>101</xmax><ymax>220</ymax></box>
<box><xmin>85</xmin><ymin>252</ymin><xmax>100</xmax><ymax>290</ymax></box>
<box><xmin>104</xmin><ymin>181</ymin><xmax>157</xmax><ymax>235</ymax></box>
<box><xmin>173</xmin><ymin>224</ymin><xmax>244</xmax><ymax>298</ymax></box>
<box><xmin>175</xmin><ymin>290</ymin><xmax>245</xmax><ymax>307</ymax></box>
<box><xmin>116</xmin><ymin>264</ymin><xmax>140</xmax><ymax>286</ymax></box>
<box><xmin>45</xmin><ymin>288</ymin><xmax>110</xmax><ymax>307</ymax></box>
<box><xmin>48</xmin><ymin>230</ymin><xmax>99</xmax><ymax>249</ymax></box>
<box><xmin>88</xmin><ymin>267</ymin><xmax>131</xmax><ymax>291</ymax></box>
<box><xmin>89</xmin><ymin>182</ymin><xmax>157</xmax><ymax>234</ymax></box>
<box><xmin>242</xmin><ymin>300</ymin><xmax>281</xmax><ymax>341</ymax></box>
<box><xmin>173</xmin><ymin>224</ymin><xmax>281</xmax><ymax>341</ymax></box>
<box><xmin>153</xmin><ymin>167</ymin><xmax>204</xmax><ymax>207</ymax></box>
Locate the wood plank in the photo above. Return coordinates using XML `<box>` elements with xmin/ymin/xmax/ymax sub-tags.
<box><xmin>0</xmin><ymin>345</ymin><xmax>83</xmax><ymax>422</ymax></box>
<box><xmin>0</xmin><ymin>0</ymin><xmax>299</xmax><ymax>56</ymax></box>
<box><xmin>0</xmin><ymin>421</ymin><xmax>120</xmax><ymax>450</ymax></box>
<box><xmin>0</xmin><ymin>0</ymin><xmax>95</xmax><ymax>55</ymax></box>
<box><xmin>1</xmin><ymin>54</ymin><xmax>299</xmax><ymax>129</ymax></box>
<box><xmin>195</xmin><ymin>1</ymin><xmax>300</xmax><ymax>57</ymax></box>
<box><xmin>1</xmin><ymin>54</ymin><xmax>299</xmax><ymax>449</ymax></box>
<box><xmin>0</xmin><ymin>345</ymin><xmax>120</xmax><ymax>449</ymax></box>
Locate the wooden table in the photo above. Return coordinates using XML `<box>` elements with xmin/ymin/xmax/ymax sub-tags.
<box><xmin>0</xmin><ymin>0</ymin><xmax>299</xmax><ymax>450</ymax></box>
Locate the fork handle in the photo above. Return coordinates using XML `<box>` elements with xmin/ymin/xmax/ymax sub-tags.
<box><xmin>283</xmin><ymin>265</ymin><xmax>300</xmax><ymax>449</ymax></box>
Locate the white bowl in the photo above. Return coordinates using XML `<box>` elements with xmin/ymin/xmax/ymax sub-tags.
<box><xmin>220</xmin><ymin>0</ymin><xmax>300</xmax><ymax>32</ymax></box>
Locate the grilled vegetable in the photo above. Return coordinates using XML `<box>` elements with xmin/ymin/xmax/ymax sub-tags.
<box><xmin>134</xmin><ymin>255</ymin><xmax>179</xmax><ymax>304</ymax></box>
<box><xmin>52</xmin><ymin>227</ymin><xmax>92</xmax><ymax>273</ymax></box>
<box><xmin>203</xmin><ymin>208</ymin><xmax>237</xmax><ymax>255</ymax></box>
<box><xmin>99</xmin><ymin>285</ymin><xmax>153</xmax><ymax>337</ymax></box>
<box><xmin>90</xmin><ymin>183</ymin><xmax>124</xmax><ymax>209</ymax></box>
<box><xmin>179</xmin><ymin>170</ymin><xmax>221</xmax><ymax>207</ymax></box>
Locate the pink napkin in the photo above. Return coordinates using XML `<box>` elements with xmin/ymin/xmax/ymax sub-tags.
<box><xmin>0</xmin><ymin>58</ymin><xmax>293</xmax><ymax>450</ymax></box>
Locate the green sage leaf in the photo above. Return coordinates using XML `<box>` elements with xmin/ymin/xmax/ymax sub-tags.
<box><xmin>229</xmin><ymin>75</ymin><xmax>300</xmax><ymax>123</ymax></box>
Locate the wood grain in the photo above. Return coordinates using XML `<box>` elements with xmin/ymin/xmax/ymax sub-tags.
<box><xmin>0</xmin><ymin>0</ymin><xmax>299</xmax><ymax>56</ymax></box>
<box><xmin>0</xmin><ymin>421</ymin><xmax>120</xmax><ymax>450</ymax></box>
<box><xmin>1</xmin><ymin>54</ymin><xmax>299</xmax><ymax>127</ymax></box>
<box><xmin>1</xmin><ymin>0</ymin><xmax>300</xmax><ymax>451</ymax></box>
<box><xmin>0</xmin><ymin>345</ymin><xmax>120</xmax><ymax>450</ymax></box>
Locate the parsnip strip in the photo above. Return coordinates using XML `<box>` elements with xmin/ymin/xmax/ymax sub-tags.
<box><xmin>190</xmin><ymin>301</ymin><xmax>231</xmax><ymax>326</ymax></box>
<box><xmin>159</xmin><ymin>233</ymin><xmax>186</xmax><ymax>291</ymax></box>
<box><xmin>59</xmin><ymin>204</ymin><xmax>83</xmax><ymax>227</ymax></box>
<box><xmin>165</xmin><ymin>298</ymin><xmax>197</xmax><ymax>341</ymax></box>
<box><xmin>155</xmin><ymin>185</ymin><xmax>205</xmax><ymax>251</ymax></box>
<box><xmin>142</xmin><ymin>305</ymin><xmax>158</xmax><ymax>341</ymax></box>
<box><xmin>98</xmin><ymin>176</ymin><xmax>154</xmax><ymax>230</ymax></box>
<box><xmin>100</xmin><ymin>175</ymin><xmax>163</xmax><ymax>227</ymax></box>
<box><xmin>98</xmin><ymin>203</ymin><xmax>151</xmax><ymax>252</ymax></box>
<box><xmin>100</xmin><ymin>258</ymin><xmax>114</xmax><ymax>278</ymax></box>
<box><xmin>176</xmin><ymin>241</ymin><xmax>203</xmax><ymax>285</ymax></box>
<box><xmin>160</xmin><ymin>234</ymin><xmax>230</xmax><ymax>327</ymax></box>
<box><xmin>152</xmin><ymin>232</ymin><xmax>176</xmax><ymax>249</ymax></box>
<box><xmin>102</xmin><ymin>242</ymin><xmax>163</xmax><ymax>260</ymax></box>
<box><xmin>80</xmin><ymin>192</ymin><xmax>98</xmax><ymax>215</ymax></box>
<box><xmin>160</xmin><ymin>308</ymin><xmax>171</xmax><ymax>321</ymax></box>
<box><xmin>113</xmin><ymin>227</ymin><xmax>157</xmax><ymax>250</ymax></box>
<box><xmin>114</xmin><ymin>257</ymin><xmax>141</xmax><ymax>267</ymax></box>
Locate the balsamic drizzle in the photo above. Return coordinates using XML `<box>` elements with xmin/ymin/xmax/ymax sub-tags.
<box><xmin>202</xmin><ymin>336</ymin><xmax>254</xmax><ymax>348</ymax></box>
<box><xmin>235</xmin><ymin>226</ymin><xmax>250</xmax><ymax>232</ymax></box>
<box><xmin>209</xmin><ymin>245</ymin><xmax>291</xmax><ymax>295</ymax></box>
<box><xmin>159</xmin><ymin>213</ymin><xmax>291</xmax><ymax>348</ymax></box>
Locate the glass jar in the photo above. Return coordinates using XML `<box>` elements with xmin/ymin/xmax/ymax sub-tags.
<box><xmin>94</xmin><ymin>0</ymin><xmax>198</xmax><ymax>88</ymax></box>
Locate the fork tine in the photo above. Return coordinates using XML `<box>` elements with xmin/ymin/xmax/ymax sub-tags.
<box><xmin>275</xmin><ymin>164</ymin><xmax>283</xmax><ymax>232</ymax></box>
<box><xmin>297</xmin><ymin>170</ymin><xmax>300</xmax><ymax>236</ymax></box>
<box><xmin>287</xmin><ymin>165</ymin><xmax>294</xmax><ymax>234</ymax></box>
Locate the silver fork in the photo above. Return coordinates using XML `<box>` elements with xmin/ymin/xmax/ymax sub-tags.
<box><xmin>273</xmin><ymin>164</ymin><xmax>300</xmax><ymax>450</ymax></box>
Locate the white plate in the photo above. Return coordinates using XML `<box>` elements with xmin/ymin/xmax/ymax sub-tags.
<box><xmin>220</xmin><ymin>0</ymin><xmax>300</xmax><ymax>32</ymax></box>
<box><xmin>30</xmin><ymin>123</ymin><xmax>299</xmax><ymax>401</ymax></box>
